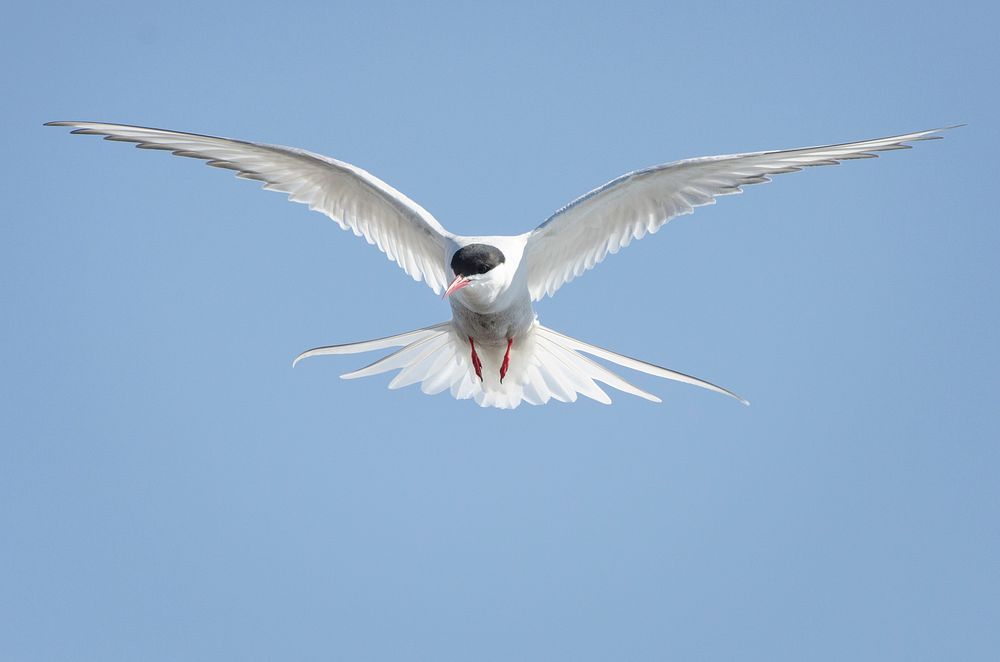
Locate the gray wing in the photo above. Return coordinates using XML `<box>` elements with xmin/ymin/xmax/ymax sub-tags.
<box><xmin>47</xmin><ymin>121</ymin><xmax>454</xmax><ymax>294</ymax></box>
<box><xmin>523</xmin><ymin>127</ymin><xmax>957</xmax><ymax>300</ymax></box>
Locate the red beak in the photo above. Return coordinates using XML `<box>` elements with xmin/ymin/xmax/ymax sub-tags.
<box><xmin>443</xmin><ymin>275</ymin><xmax>471</xmax><ymax>298</ymax></box>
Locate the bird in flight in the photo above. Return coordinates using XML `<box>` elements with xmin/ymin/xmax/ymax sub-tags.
<box><xmin>47</xmin><ymin>121</ymin><xmax>954</xmax><ymax>408</ymax></box>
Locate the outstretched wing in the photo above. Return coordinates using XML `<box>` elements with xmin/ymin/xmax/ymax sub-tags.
<box><xmin>46</xmin><ymin>121</ymin><xmax>454</xmax><ymax>294</ymax></box>
<box><xmin>523</xmin><ymin>127</ymin><xmax>956</xmax><ymax>300</ymax></box>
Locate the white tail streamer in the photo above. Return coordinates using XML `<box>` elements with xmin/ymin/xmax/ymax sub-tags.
<box><xmin>294</xmin><ymin>319</ymin><xmax>747</xmax><ymax>410</ymax></box>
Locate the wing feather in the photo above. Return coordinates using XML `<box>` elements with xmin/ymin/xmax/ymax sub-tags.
<box><xmin>46</xmin><ymin>121</ymin><xmax>454</xmax><ymax>293</ymax></box>
<box><xmin>523</xmin><ymin>127</ymin><xmax>958</xmax><ymax>300</ymax></box>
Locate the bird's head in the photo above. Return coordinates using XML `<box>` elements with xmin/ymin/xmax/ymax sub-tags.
<box><xmin>444</xmin><ymin>243</ymin><xmax>511</xmax><ymax>308</ymax></box>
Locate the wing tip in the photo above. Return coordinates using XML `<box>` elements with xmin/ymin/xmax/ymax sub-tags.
<box><xmin>908</xmin><ymin>124</ymin><xmax>965</xmax><ymax>141</ymax></box>
<box><xmin>717</xmin><ymin>387</ymin><xmax>750</xmax><ymax>407</ymax></box>
<box><xmin>44</xmin><ymin>120</ymin><xmax>102</xmax><ymax>132</ymax></box>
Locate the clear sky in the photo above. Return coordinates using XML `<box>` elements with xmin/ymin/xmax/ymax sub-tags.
<box><xmin>2</xmin><ymin>1</ymin><xmax>998</xmax><ymax>660</ymax></box>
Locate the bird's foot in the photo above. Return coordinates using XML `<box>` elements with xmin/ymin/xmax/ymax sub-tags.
<box><xmin>499</xmin><ymin>337</ymin><xmax>513</xmax><ymax>383</ymax></box>
<box><xmin>469</xmin><ymin>336</ymin><xmax>483</xmax><ymax>381</ymax></box>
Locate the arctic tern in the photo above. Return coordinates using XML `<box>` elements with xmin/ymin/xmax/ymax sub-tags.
<box><xmin>46</xmin><ymin>121</ymin><xmax>954</xmax><ymax>408</ymax></box>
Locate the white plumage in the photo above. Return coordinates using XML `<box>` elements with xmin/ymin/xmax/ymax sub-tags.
<box><xmin>47</xmin><ymin>121</ymin><xmax>955</xmax><ymax>409</ymax></box>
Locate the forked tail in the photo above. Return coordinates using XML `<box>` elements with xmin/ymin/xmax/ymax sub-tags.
<box><xmin>293</xmin><ymin>321</ymin><xmax>748</xmax><ymax>409</ymax></box>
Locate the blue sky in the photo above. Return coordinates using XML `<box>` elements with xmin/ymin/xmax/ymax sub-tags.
<box><xmin>3</xmin><ymin>1</ymin><xmax>998</xmax><ymax>660</ymax></box>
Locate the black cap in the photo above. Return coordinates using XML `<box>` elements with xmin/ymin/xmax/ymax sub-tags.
<box><xmin>451</xmin><ymin>244</ymin><xmax>505</xmax><ymax>277</ymax></box>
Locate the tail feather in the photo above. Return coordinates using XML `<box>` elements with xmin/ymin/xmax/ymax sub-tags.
<box><xmin>534</xmin><ymin>337</ymin><xmax>612</xmax><ymax>404</ymax></box>
<box><xmin>520</xmin><ymin>363</ymin><xmax>551</xmax><ymax>404</ymax></box>
<box><xmin>340</xmin><ymin>332</ymin><xmax>445</xmax><ymax>380</ymax></box>
<box><xmin>293</xmin><ymin>319</ymin><xmax>747</xmax><ymax>409</ymax></box>
<box><xmin>532</xmin><ymin>344</ymin><xmax>582</xmax><ymax>404</ymax></box>
<box><xmin>537</xmin><ymin>332</ymin><xmax>660</xmax><ymax>403</ymax></box>
<box><xmin>388</xmin><ymin>334</ymin><xmax>454</xmax><ymax>390</ymax></box>
<box><xmin>537</xmin><ymin>326</ymin><xmax>749</xmax><ymax>406</ymax></box>
<box><xmin>420</xmin><ymin>353</ymin><xmax>463</xmax><ymax>395</ymax></box>
<box><xmin>451</xmin><ymin>370</ymin><xmax>479</xmax><ymax>401</ymax></box>
<box><xmin>292</xmin><ymin>323</ymin><xmax>448</xmax><ymax>367</ymax></box>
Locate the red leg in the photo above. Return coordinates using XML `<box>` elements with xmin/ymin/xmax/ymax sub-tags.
<box><xmin>500</xmin><ymin>337</ymin><xmax>513</xmax><ymax>383</ymax></box>
<box><xmin>468</xmin><ymin>336</ymin><xmax>483</xmax><ymax>381</ymax></box>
